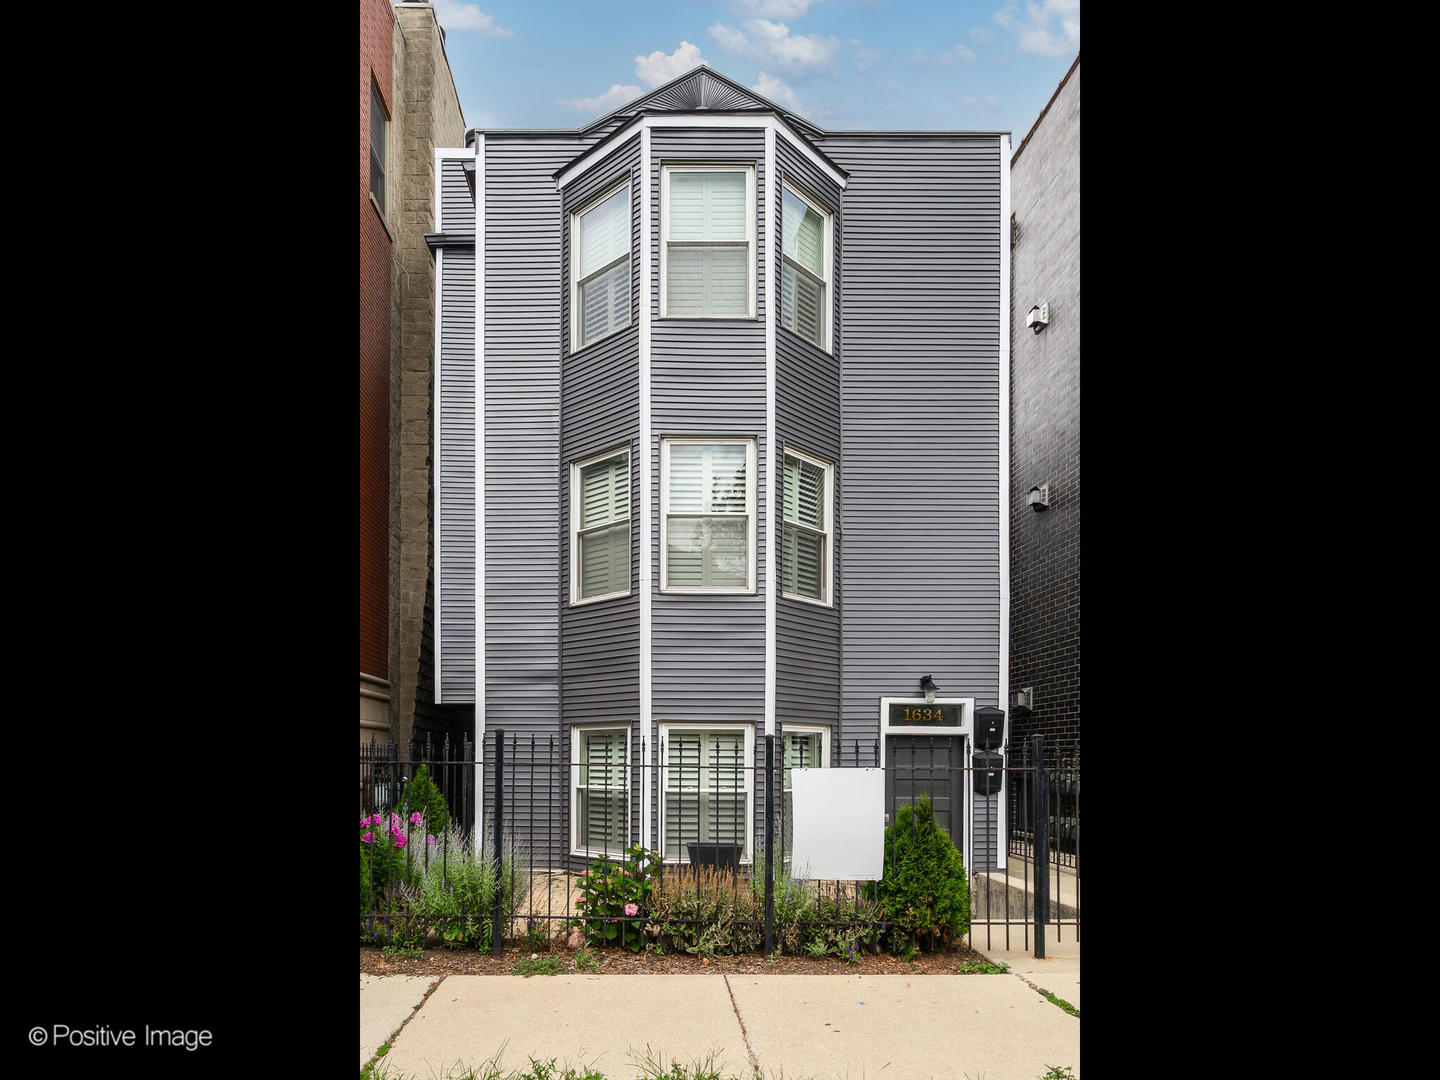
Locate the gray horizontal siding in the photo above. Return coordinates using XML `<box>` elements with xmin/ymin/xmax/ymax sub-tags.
<box><xmin>648</xmin><ymin>127</ymin><xmax>769</xmax><ymax>727</ymax></box>
<box><xmin>819</xmin><ymin>135</ymin><xmax>1004</xmax><ymax>747</ymax></box>
<box><xmin>441</xmin><ymin>157</ymin><xmax>474</xmax><ymax>232</ymax></box>
<box><xmin>438</xmin><ymin>244</ymin><xmax>476</xmax><ymax>702</ymax></box>
<box><xmin>485</xmin><ymin>135</ymin><xmax>583</xmax><ymax>746</ymax></box>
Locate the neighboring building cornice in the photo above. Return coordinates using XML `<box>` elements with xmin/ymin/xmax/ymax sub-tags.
<box><xmin>424</xmin><ymin>232</ymin><xmax>475</xmax><ymax>253</ymax></box>
<box><xmin>1010</xmin><ymin>51</ymin><xmax>1079</xmax><ymax>168</ymax></box>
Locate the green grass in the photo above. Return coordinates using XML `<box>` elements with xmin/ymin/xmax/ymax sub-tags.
<box><xmin>955</xmin><ymin>960</ymin><xmax>1010</xmax><ymax>974</ymax></box>
<box><xmin>512</xmin><ymin>954</ymin><xmax>565</xmax><ymax>977</ymax></box>
<box><xmin>358</xmin><ymin>1049</ymin><xmax>769</xmax><ymax>1080</ymax></box>
<box><xmin>1038</xmin><ymin>1067</ymin><xmax>1076</xmax><ymax>1080</ymax></box>
<box><xmin>1034</xmin><ymin>986</ymin><xmax>1079</xmax><ymax>1018</ymax></box>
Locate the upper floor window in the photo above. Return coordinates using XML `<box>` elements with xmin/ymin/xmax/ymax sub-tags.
<box><xmin>661</xmin><ymin>438</ymin><xmax>755</xmax><ymax>593</ymax></box>
<box><xmin>661</xmin><ymin>165</ymin><xmax>755</xmax><ymax>319</ymax></box>
<box><xmin>369</xmin><ymin>81</ymin><xmax>388</xmax><ymax>217</ymax></box>
<box><xmin>781</xmin><ymin>448</ymin><xmax>832</xmax><ymax>605</ymax></box>
<box><xmin>572</xmin><ymin>182</ymin><xmax>631</xmax><ymax>350</ymax></box>
<box><xmin>570</xmin><ymin>447</ymin><xmax>630</xmax><ymax>604</ymax></box>
<box><xmin>780</xmin><ymin>182</ymin><xmax>831</xmax><ymax>350</ymax></box>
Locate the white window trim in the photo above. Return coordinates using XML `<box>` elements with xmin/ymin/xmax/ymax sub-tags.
<box><xmin>780</xmin><ymin>446</ymin><xmax>833</xmax><ymax>608</ymax></box>
<box><xmin>658</xmin><ymin>722</ymin><xmax>755</xmax><ymax>865</ymax></box>
<box><xmin>570</xmin><ymin>722</ymin><xmax>633</xmax><ymax>859</ymax></box>
<box><xmin>659</xmin><ymin>436</ymin><xmax>757</xmax><ymax>595</ymax></box>
<box><xmin>569</xmin><ymin>178</ymin><xmax>632</xmax><ymax>354</ymax></box>
<box><xmin>779</xmin><ymin>179</ymin><xmax>833</xmax><ymax>353</ymax></box>
<box><xmin>570</xmin><ymin>445</ymin><xmax>632</xmax><ymax>606</ymax></box>
<box><xmin>659</xmin><ymin>164</ymin><xmax>757</xmax><ymax>320</ymax></box>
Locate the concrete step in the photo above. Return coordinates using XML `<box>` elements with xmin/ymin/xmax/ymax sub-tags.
<box><xmin>971</xmin><ymin>855</ymin><xmax>1079</xmax><ymax>921</ymax></box>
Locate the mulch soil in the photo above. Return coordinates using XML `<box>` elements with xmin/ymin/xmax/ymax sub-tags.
<box><xmin>360</xmin><ymin>940</ymin><xmax>1000</xmax><ymax>978</ymax></box>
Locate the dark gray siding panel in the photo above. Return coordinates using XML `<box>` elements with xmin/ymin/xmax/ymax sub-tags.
<box><xmin>648</xmin><ymin>127</ymin><xmax>770</xmax><ymax>726</ymax></box>
<box><xmin>485</xmin><ymin>135</ymin><xmax>584</xmax><ymax>759</ymax></box>
<box><xmin>441</xmin><ymin>157</ymin><xmax>475</xmax><ymax>233</ymax></box>
<box><xmin>438</xmin><ymin>244</ymin><xmax>476</xmax><ymax>702</ymax></box>
<box><xmin>775</xmin><ymin>134</ymin><xmax>843</xmax><ymax>732</ymax></box>
<box><xmin>560</xmin><ymin>136</ymin><xmax>641</xmax><ymax>733</ymax></box>
<box><xmin>819</xmin><ymin>136</ymin><xmax>1003</xmax><ymax>751</ymax></box>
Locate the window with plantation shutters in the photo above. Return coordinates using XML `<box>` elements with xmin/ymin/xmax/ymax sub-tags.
<box><xmin>572</xmin><ymin>183</ymin><xmax>631</xmax><ymax>350</ymax></box>
<box><xmin>779</xmin><ymin>182</ymin><xmax>830</xmax><ymax>350</ymax></box>
<box><xmin>571</xmin><ymin>449</ymin><xmax>630</xmax><ymax>603</ymax></box>
<box><xmin>660</xmin><ymin>726</ymin><xmax>753</xmax><ymax>862</ymax></box>
<box><xmin>661</xmin><ymin>166</ymin><xmax>755</xmax><ymax>318</ymax></box>
<box><xmin>661</xmin><ymin>439</ymin><xmax>755</xmax><ymax>593</ymax></box>
<box><xmin>781</xmin><ymin>449</ymin><xmax>831</xmax><ymax>604</ymax></box>
<box><xmin>573</xmin><ymin>726</ymin><xmax>629</xmax><ymax>855</ymax></box>
<box><xmin>779</xmin><ymin>727</ymin><xmax>827</xmax><ymax>859</ymax></box>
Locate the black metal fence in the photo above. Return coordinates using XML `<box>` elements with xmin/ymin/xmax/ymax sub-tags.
<box><xmin>359</xmin><ymin>730</ymin><xmax>1078</xmax><ymax>959</ymax></box>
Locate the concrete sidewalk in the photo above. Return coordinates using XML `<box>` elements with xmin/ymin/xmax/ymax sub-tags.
<box><xmin>361</xmin><ymin>941</ymin><xmax>1080</xmax><ymax>1080</ymax></box>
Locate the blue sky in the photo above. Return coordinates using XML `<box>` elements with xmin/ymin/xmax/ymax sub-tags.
<box><xmin>429</xmin><ymin>0</ymin><xmax>1078</xmax><ymax>141</ymax></box>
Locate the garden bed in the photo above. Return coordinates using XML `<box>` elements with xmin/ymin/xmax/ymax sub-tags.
<box><xmin>359</xmin><ymin>940</ymin><xmax>1000</xmax><ymax>978</ymax></box>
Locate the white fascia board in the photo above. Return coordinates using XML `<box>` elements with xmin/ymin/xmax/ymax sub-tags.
<box><xmin>764</xmin><ymin>124</ymin><xmax>776</xmax><ymax>738</ymax></box>
<box><xmin>996</xmin><ymin>133</ymin><xmax>1011</xmax><ymax>870</ymax></box>
<box><xmin>556</xmin><ymin>115</ymin><xmax>846</xmax><ymax>193</ymax></box>
<box><xmin>638</xmin><ymin>123</ymin><xmax>653</xmax><ymax>851</ymax></box>
<box><xmin>474</xmin><ymin>133</ymin><xmax>485</xmax><ymax>823</ymax></box>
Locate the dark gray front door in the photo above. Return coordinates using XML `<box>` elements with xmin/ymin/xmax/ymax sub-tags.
<box><xmin>886</xmin><ymin>735</ymin><xmax>964</xmax><ymax>851</ymax></box>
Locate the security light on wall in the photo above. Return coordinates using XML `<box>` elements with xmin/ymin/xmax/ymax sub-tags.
<box><xmin>919</xmin><ymin>675</ymin><xmax>938</xmax><ymax>703</ymax></box>
<box><xmin>1028</xmin><ymin>484</ymin><xmax>1050</xmax><ymax>512</ymax></box>
<box><xmin>1026</xmin><ymin>303</ymin><xmax>1049</xmax><ymax>333</ymax></box>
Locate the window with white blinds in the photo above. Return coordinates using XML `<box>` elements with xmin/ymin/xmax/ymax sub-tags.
<box><xmin>661</xmin><ymin>439</ymin><xmax>755</xmax><ymax>592</ymax></box>
<box><xmin>780</xmin><ymin>183</ymin><xmax>830</xmax><ymax>350</ymax></box>
<box><xmin>781</xmin><ymin>449</ymin><xmax>831</xmax><ymax>604</ymax></box>
<box><xmin>571</xmin><ymin>449</ymin><xmax>630</xmax><ymax>603</ymax></box>
<box><xmin>780</xmin><ymin>727</ymin><xmax>828</xmax><ymax>857</ymax></box>
<box><xmin>660</xmin><ymin>726</ymin><xmax>753</xmax><ymax>862</ymax></box>
<box><xmin>573</xmin><ymin>726</ymin><xmax>630</xmax><ymax>855</ymax></box>
<box><xmin>661</xmin><ymin>166</ymin><xmax>755</xmax><ymax>318</ymax></box>
<box><xmin>572</xmin><ymin>183</ymin><xmax>631</xmax><ymax>350</ymax></box>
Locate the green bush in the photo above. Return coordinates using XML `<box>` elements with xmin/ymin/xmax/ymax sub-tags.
<box><xmin>575</xmin><ymin>844</ymin><xmax>660</xmax><ymax>952</ymax></box>
<box><xmin>865</xmin><ymin>793</ymin><xmax>970</xmax><ymax>948</ymax></box>
<box><xmin>398</xmin><ymin>764</ymin><xmax>450</xmax><ymax>840</ymax></box>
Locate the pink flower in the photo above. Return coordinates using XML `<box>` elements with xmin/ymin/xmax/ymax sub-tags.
<box><xmin>410</xmin><ymin>812</ymin><xmax>423</xmax><ymax>826</ymax></box>
<box><xmin>624</xmin><ymin>903</ymin><xmax>638</xmax><ymax>916</ymax></box>
<box><xmin>394</xmin><ymin>835</ymin><xmax>408</xmax><ymax>848</ymax></box>
<box><xmin>372</xmin><ymin>813</ymin><xmax>384</xmax><ymax>826</ymax></box>
<box><xmin>361</xmin><ymin>832</ymin><xmax>373</xmax><ymax>843</ymax></box>
<box><xmin>427</xmin><ymin>834</ymin><xmax>436</xmax><ymax>846</ymax></box>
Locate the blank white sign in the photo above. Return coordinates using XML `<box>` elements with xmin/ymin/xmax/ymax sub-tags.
<box><xmin>789</xmin><ymin>768</ymin><xmax>884</xmax><ymax>881</ymax></box>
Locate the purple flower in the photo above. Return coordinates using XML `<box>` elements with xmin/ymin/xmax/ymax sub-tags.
<box><xmin>394</xmin><ymin>835</ymin><xmax>408</xmax><ymax>848</ymax></box>
<box><xmin>427</xmin><ymin>834</ymin><xmax>437</xmax><ymax>846</ymax></box>
<box><xmin>410</xmin><ymin>812</ymin><xmax>423</xmax><ymax>826</ymax></box>
<box><xmin>361</xmin><ymin>832</ymin><xmax>374</xmax><ymax>843</ymax></box>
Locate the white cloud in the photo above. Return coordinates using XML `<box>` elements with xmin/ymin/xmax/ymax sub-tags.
<box><xmin>557</xmin><ymin>83</ymin><xmax>645</xmax><ymax>115</ymax></box>
<box><xmin>993</xmin><ymin>0</ymin><xmax>1079</xmax><ymax>57</ymax></box>
<box><xmin>433</xmin><ymin>0</ymin><xmax>515</xmax><ymax>36</ymax></box>
<box><xmin>634</xmin><ymin>41</ymin><xmax>707</xmax><ymax>88</ymax></box>
<box><xmin>752</xmin><ymin>71</ymin><xmax>804</xmax><ymax>112</ymax></box>
<box><xmin>970</xmin><ymin>26</ymin><xmax>995</xmax><ymax>45</ymax></box>
<box><xmin>962</xmin><ymin>95</ymin><xmax>976</xmax><ymax>105</ymax></box>
<box><xmin>708</xmin><ymin>18</ymin><xmax>839</xmax><ymax>78</ymax></box>
<box><xmin>910</xmin><ymin>43</ymin><xmax>977</xmax><ymax>65</ymax></box>
<box><xmin>850</xmin><ymin>38</ymin><xmax>881</xmax><ymax>71</ymax></box>
<box><xmin>729</xmin><ymin>0</ymin><xmax>825</xmax><ymax>15</ymax></box>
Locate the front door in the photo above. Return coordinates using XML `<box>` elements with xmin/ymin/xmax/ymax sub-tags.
<box><xmin>885</xmin><ymin>735</ymin><xmax>964</xmax><ymax>851</ymax></box>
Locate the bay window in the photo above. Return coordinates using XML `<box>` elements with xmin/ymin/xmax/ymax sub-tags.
<box><xmin>572</xmin><ymin>181</ymin><xmax>631</xmax><ymax>350</ymax></box>
<box><xmin>570</xmin><ymin>447</ymin><xmax>630</xmax><ymax>604</ymax></box>
<box><xmin>661</xmin><ymin>438</ymin><xmax>755</xmax><ymax>593</ymax></box>
<box><xmin>571</xmin><ymin>725</ymin><xmax>630</xmax><ymax>856</ymax></box>
<box><xmin>660</xmin><ymin>724</ymin><xmax>754</xmax><ymax>863</ymax></box>
<box><xmin>779</xmin><ymin>181</ymin><xmax>831</xmax><ymax>350</ymax></box>
<box><xmin>781</xmin><ymin>448</ymin><xmax>832</xmax><ymax>605</ymax></box>
<box><xmin>661</xmin><ymin>165</ymin><xmax>755</xmax><ymax>318</ymax></box>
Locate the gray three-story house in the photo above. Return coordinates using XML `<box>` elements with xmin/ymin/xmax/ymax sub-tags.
<box><xmin>425</xmin><ymin>66</ymin><xmax>1011</xmax><ymax>877</ymax></box>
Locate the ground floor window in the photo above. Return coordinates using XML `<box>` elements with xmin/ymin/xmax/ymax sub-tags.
<box><xmin>571</xmin><ymin>724</ymin><xmax>630</xmax><ymax>857</ymax></box>
<box><xmin>781</xmin><ymin>725</ymin><xmax>830</xmax><ymax>857</ymax></box>
<box><xmin>660</xmin><ymin>724</ymin><xmax>754</xmax><ymax>863</ymax></box>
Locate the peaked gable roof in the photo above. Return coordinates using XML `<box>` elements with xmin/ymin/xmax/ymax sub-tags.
<box><xmin>581</xmin><ymin>66</ymin><xmax>822</xmax><ymax>137</ymax></box>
